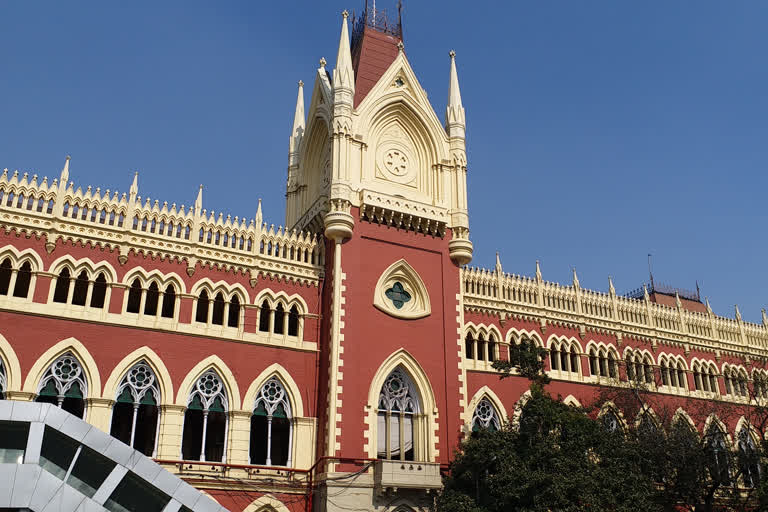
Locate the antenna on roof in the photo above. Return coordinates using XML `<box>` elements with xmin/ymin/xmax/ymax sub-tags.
<box><xmin>398</xmin><ymin>0</ymin><xmax>403</xmax><ymax>39</ymax></box>
<box><xmin>695</xmin><ymin>281</ymin><xmax>701</xmax><ymax>301</ymax></box>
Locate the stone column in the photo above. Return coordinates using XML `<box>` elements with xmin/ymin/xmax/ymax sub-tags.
<box><xmin>87</xmin><ymin>397</ymin><xmax>114</xmax><ymax>433</ymax></box>
<box><xmin>156</xmin><ymin>404</ymin><xmax>185</xmax><ymax>459</ymax></box>
<box><xmin>228</xmin><ymin>410</ymin><xmax>252</xmax><ymax>465</ymax></box>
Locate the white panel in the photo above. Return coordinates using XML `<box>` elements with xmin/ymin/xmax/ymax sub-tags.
<box><xmin>43</xmin><ymin>403</ymin><xmax>71</xmax><ymax>431</ymax></box>
<box><xmin>82</xmin><ymin>426</ymin><xmax>113</xmax><ymax>454</ymax></box>
<box><xmin>151</xmin><ymin>466</ymin><xmax>184</xmax><ymax>497</ymax></box>
<box><xmin>9</xmin><ymin>464</ymin><xmax>41</xmax><ymax>508</ymax></box>
<box><xmin>25</xmin><ymin>421</ymin><xmax>45</xmax><ymax>464</ymax></box>
<box><xmin>161</xmin><ymin>498</ymin><xmax>182</xmax><ymax>512</ymax></box>
<box><xmin>102</xmin><ymin>437</ymin><xmax>134</xmax><ymax>467</ymax></box>
<box><xmin>41</xmin><ymin>484</ymin><xmax>87</xmax><ymax>512</ymax></box>
<box><xmin>90</xmin><ymin>465</ymin><xmax>128</xmax><ymax>505</ymax></box>
<box><xmin>28</xmin><ymin>468</ymin><xmax>63</xmax><ymax>511</ymax></box>
<box><xmin>60</xmin><ymin>414</ymin><xmax>92</xmax><ymax>442</ymax></box>
<box><xmin>0</xmin><ymin>464</ymin><xmax>19</xmax><ymax>507</ymax></box>
<box><xmin>10</xmin><ymin>401</ymin><xmax>39</xmax><ymax>422</ymax></box>
<box><xmin>132</xmin><ymin>454</ymin><xmax>162</xmax><ymax>483</ymax></box>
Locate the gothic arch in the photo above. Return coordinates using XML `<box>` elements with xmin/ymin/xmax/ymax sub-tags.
<box><xmin>254</xmin><ymin>289</ymin><xmax>309</xmax><ymax>313</ymax></box>
<box><xmin>0</xmin><ymin>332</ymin><xmax>22</xmax><ymax>391</ymax></box>
<box><xmin>242</xmin><ymin>363</ymin><xmax>305</xmax><ymax>418</ymax></box>
<box><xmin>671</xmin><ymin>407</ymin><xmax>697</xmax><ymax>431</ymax></box>
<box><xmin>122</xmin><ymin>268</ymin><xmax>187</xmax><ymax>294</ymax></box>
<box><xmin>0</xmin><ymin>245</ymin><xmax>44</xmax><ymax>271</ymax></box>
<box><xmin>190</xmin><ymin>278</ymin><xmax>249</xmax><ymax>302</ymax></box>
<box><xmin>365</xmin><ymin>349</ymin><xmax>438</xmax><ymax>461</ymax></box>
<box><xmin>465</xmin><ymin>385</ymin><xmax>507</xmax><ymax>427</ymax></box>
<box><xmin>563</xmin><ymin>395</ymin><xmax>582</xmax><ymax>408</ymax></box>
<box><xmin>22</xmin><ymin>337</ymin><xmax>101</xmax><ymax>397</ymax></box>
<box><xmin>597</xmin><ymin>401</ymin><xmax>627</xmax><ymax>431</ymax></box>
<box><xmin>48</xmin><ymin>255</ymin><xmax>118</xmax><ymax>283</ymax></box>
<box><xmin>242</xmin><ymin>495</ymin><xmax>291</xmax><ymax>512</ymax></box>
<box><xmin>102</xmin><ymin>347</ymin><xmax>174</xmax><ymax>402</ymax></box>
<box><xmin>703</xmin><ymin>414</ymin><xmax>732</xmax><ymax>446</ymax></box>
<box><xmin>505</xmin><ymin>327</ymin><xmax>543</xmax><ymax>347</ymax></box>
<box><xmin>546</xmin><ymin>334</ymin><xmax>584</xmax><ymax>354</ymax></box>
<box><xmin>175</xmin><ymin>355</ymin><xmax>241</xmax><ymax>410</ymax></box>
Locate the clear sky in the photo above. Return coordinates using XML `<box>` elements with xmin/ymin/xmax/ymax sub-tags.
<box><xmin>1</xmin><ymin>1</ymin><xmax>766</xmax><ymax>322</ymax></box>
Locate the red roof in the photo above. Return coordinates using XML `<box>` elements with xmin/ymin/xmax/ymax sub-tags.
<box><xmin>352</xmin><ymin>25</ymin><xmax>401</xmax><ymax>107</ymax></box>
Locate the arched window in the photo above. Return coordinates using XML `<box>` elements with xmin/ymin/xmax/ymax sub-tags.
<box><xmin>637</xmin><ymin>412</ymin><xmax>659</xmax><ymax>439</ymax></box>
<box><xmin>90</xmin><ymin>273</ymin><xmax>107</xmax><ymax>308</ymax></box>
<box><xmin>35</xmin><ymin>353</ymin><xmax>87</xmax><ymax>418</ymax></box>
<box><xmin>250</xmin><ymin>378</ymin><xmax>292</xmax><ymax>466</ymax></box>
<box><xmin>126</xmin><ymin>279</ymin><xmax>142</xmax><ymax>313</ymax></box>
<box><xmin>472</xmin><ymin>398</ymin><xmax>500</xmax><ymax>432</ymax></box>
<box><xmin>465</xmin><ymin>334</ymin><xmax>474</xmax><ymax>360</ymax></box>
<box><xmin>287</xmin><ymin>305</ymin><xmax>299</xmax><ymax>336</ymax></box>
<box><xmin>110</xmin><ymin>362</ymin><xmax>160</xmax><ymax>457</ymax></box>
<box><xmin>258</xmin><ymin>300</ymin><xmax>271</xmax><ymax>332</ymax></box>
<box><xmin>182</xmin><ymin>370</ymin><xmax>228</xmax><ymax>462</ymax></box>
<box><xmin>12</xmin><ymin>261</ymin><xmax>32</xmax><ymax>298</ymax></box>
<box><xmin>144</xmin><ymin>282</ymin><xmax>159</xmax><ymax>316</ymax></box>
<box><xmin>706</xmin><ymin>425</ymin><xmax>731</xmax><ymax>484</ymax></box>
<box><xmin>738</xmin><ymin>427</ymin><xmax>760</xmax><ymax>488</ymax></box>
<box><xmin>569</xmin><ymin>347</ymin><xmax>579</xmax><ymax>374</ymax></box>
<box><xmin>53</xmin><ymin>268</ymin><xmax>71</xmax><ymax>303</ymax></box>
<box><xmin>71</xmin><ymin>270</ymin><xmax>89</xmax><ymax>306</ymax></box>
<box><xmin>161</xmin><ymin>285</ymin><xmax>176</xmax><ymax>318</ymax></box>
<box><xmin>212</xmin><ymin>293</ymin><xmax>225</xmax><ymax>325</ymax></box>
<box><xmin>550</xmin><ymin>344</ymin><xmax>560</xmax><ymax>371</ymax></box>
<box><xmin>476</xmin><ymin>335</ymin><xmax>486</xmax><ymax>361</ymax></box>
<box><xmin>377</xmin><ymin>368</ymin><xmax>420</xmax><ymax>461</ymax></box>
<box><xmin>195</xmin><ymin>290</ymin><xmax>210</xmax><ymax>323</ymax></box>
<box><xmin>0</xmin><ymin>258</ymin><xmax>11</xmax><ymax>295</ymax></box>
<box><xmin>273</xmin><ymin>303</ymin><xmax>285</xmax><ymax>334</ymax></box>
<box><xmin>602</xmin><ymin>410</ymin><xmax>621</xmax><ymax>433</ymax></box>
<box><xmin>589</xmin><ymin>349</ymin><xmax>598</xmax><ymax>376</ymax></box>
<box><xmin>487</xmin><ymin>336</ymin><xmax>496</xmax><ymax>362</ymax></box>
<box><xmin>227</xmin><ymin>295</ymin><xmax>240</xmax><ymax>328</ymax></box>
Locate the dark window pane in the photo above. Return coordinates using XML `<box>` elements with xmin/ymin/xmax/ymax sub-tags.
<box><xmin>195</xmin><ymin>291</ymin><xmax>209</xmax><ymax>323</ymax></box>
<box><xmin>144</xmin><ymin>283</ymin><xmax>159</xmax><ymax>316</ymax></box>
<box><xmin>110</xmin><ymin>402</ymin><xmax>134</xmax><ymax>446</ymax></box>
<box><xmin>274</xmin><ymin>303</ymin><xmax>285</xmax><ymax>334</ymax></box>
<box><xmin>104</xmin><ymin>471</ymin><xmax>170</xmax><ymax>512</ymax></box>
<box><xmin>271</xmin><ymin>417</ymin><xmax>290</xmax><ymax>466</ymax></box>
<box><xmin>258</xmin><ymin>301</ymin><xmax>270</xmax><ymax>332</ymax></box>
<box><xmin>126</xmin><ymin>280</ymin><xmax>142</xmax><ymax>313</ymax></box>
<box><xmin>40</xmin><ymin>426</ymin><xmax>79</xmax><ymax>480</ymax></box>
<box><xmin>0</xmin><ymin>420</ymin><xmax>29</xmax><ymax>463</ymax></box>
<box><xmin>211</xmin><ymin>293</ymin><xmax>225</xmax><ymax>326</ymax></box>
<box><xmin>161</xmin><ymin>285</ymin><xmax>175</xmax><ymax>318</ymax></box>
<box><xmin>90</xmin><ymin>273</ymin><xmax>107</xmax><ymax>308</ymax></box>
<box><xmin>12</xmin><ymin>262</ymin><xmax>32</xmax><ymax>298</ymax></box>
<box><xmin>204</xmin><ymin>411</ymin><xmax>227</xmax><ymax>462</ymax></box>
<box><xmin>227</xmin><ymin>296</ymin><xmax>240</xmax><ymax>328</ymax></box>
<box><xmin>0</xmin><ymin>259</ymin><xmax>11</xmax><ymax>295</ymax></box>
<box><xmin>133</xmin><ymin>404</ymin><xmax>158</xmax><ymax>456</ymax></box>
<box><xmin>68</xmin><ymin>444</ymin><xmax>116</xmax><ymax>498</ymax></box>
<box><xmin>53</xmin><ymin>268</ymin><xmax>71</xmax><ymax>303</ymax></box>
<box><xmin>181</xmin><ymin>409</ymin><xmax>203</xmax><ymax>461</ymax></box>
<box><xmin>288</xmin><ymin>306</ymin><xmax>299</xmax><ymax>336</ymax></box>
<box><xmin>71</xmin><ymin>271</ymin><xmax>89</xmax><ymax>306</ymax></box>
<box><xmin>250</xmin><ymin>414</ymin><xmax>268</xmax><ymax>465</ymax></box>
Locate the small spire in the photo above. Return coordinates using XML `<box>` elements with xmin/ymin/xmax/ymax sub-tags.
<box><xmin>195</xmin><ymin>184</ymin><xmax>203</xmax><ymax>213</ymax></box>
<box><xmin>445</xmin><ymin>50</ymin><xmax>466</xmax><ymax>137</ymax></box>
<box><xmin>319</xmin><ymin>57</ymin><xmax>327</xmax><ymax>70</ymax></box>
<box><xmin>495</xmin><ymin>252</ymin><xmax>502</xmax><ymax>273</ymax></box>
<box><xmin>608</xmin><ymin>276</ymin><xmax>615</xmax><ymax>296</ymax></box>
<box><xmin>706</xmin><ymin>297</ymin><xmax>713</xmax><ymax>314</ymax></box>
<box><xmin>60</xmin><ymin>155</ymin><xmax>71</xmax><ymax>183</ymax></box>
<box><xmin>762</xmin><ymin>308</ymin><xmax>767</xmax><ymax>326</ymax></box>
<box><xmin>397</xmin><ymin>41</ymin><xmax>404</xmax><ymax>53</ymax></box>
<box><xmin>675</xmin><ymin>292</ymin><xmax>682</xmax><ymax>309</ymax></box>
<box><xmin>290</xmin><ymin>80</ymin><xmax>306</xmax><ymax>157</ymax></box>
<box><xmin>643</xmin><ymin>284</ymin><xmax>650</xmax><ymax>301</ymax></box>
<box><xmin>333</xmin><ymin>10</ymin><xmax>354</xmax><ymax>93</ymax></box>
<box><xmin>535</xmin><ymin>260</ymin><xmax>542</xmax><ymax>281</ymax></box>
<box><xmin>256</xmin><ymin>198</ymin><xmax>263</xmax><ymax>226</ymax></box>
<box><xmin>572</xmin><ymin>267</ymin><xmax>580</xmax><ymax>288</ymax></box>
<box><xmin>735</xmin><ymin>304</ymin><xmax>742</xmax><ymax>322</ymax></box>
<box><xmin>129</xmin><ymin>172</ymin><xmax>138</xmax><ymax>197</ymax></box>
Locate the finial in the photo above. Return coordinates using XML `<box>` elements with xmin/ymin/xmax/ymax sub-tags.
<box><xmin>129</xmin><ymin>171</ymin><xmax>138</xmax><ymax>196</ymax></box>
<box><xmin>535</xmin><ymin>260</ymin><xmax>542</xmax><ymax>281</ymax></box>
<box><xmin>256</xmin><ymin>198</ymin><xmax>263</xmax><ymax>225</ymax></box>
<box><xmin>495</xmin><ymin>252</ymin><xmax>502</xmax><ymax>273</ymax></box>
<box><xmin>705</xmin><ymin>297</ymin><xmax>713</xmax><ymax>314</ymax></box>
<box><xmin>298</xmin><ymin>80</ymin><xmax>304</xmax><ymax>87</ymax></box>
<box><xmin>762</xmin><ymin>308</ymin><xmax>767</xmax><ymax>326</ymax></box>
<box><xmin>319</xmin><ymin>57</ymin><xmax>326</xmax><ymax>68</ymax></box>
<box><xmin>643</xmin><ymin>284</ymin><xmax>649</xmax><ymax>301</ymax></box>
<box><xmin>195</xmin><ymin>184</ymin><xmax>203</xmax><ymax>212</ymax></box>
<box><xmin>449</xmin><ymin>50</ymin><xmax>456</xmax><ymax>58</ymax></box>
<box><xmin>342</xmin><ymin>9</ymin><xmax>349</xmax><ymax>18</ymax></box>
<box><xmin>675</xmin><ymin>292</ymin><xmax>682</xmax><ymax>309</ymax></box>
<box><xmin>572</xmin><ymin>267</ymin><xmax>580</xmax><ymax>288</ymax></box>
<box><xmin>60</xmin><ymin>155</ymin><xmax>71</xmax><ymax>183</ymax></box>
<box><xmin>735</xmin><ymin>304</ymin><xmax>742</xmax><ymax>322</ymax></box>
<box><xmin>397</xmin><ymin>41</ymin><xmax>404</xmax><ymax>52</ymax></box>
<box><xmin>334</xmin><ymin>11</ymin><xmax>354</xmax><ymax>94</ymax></box>
<box><xmin>608</xmin><ymin>276</ymin><xmax>615</xmax><ymax>296</ymax></box>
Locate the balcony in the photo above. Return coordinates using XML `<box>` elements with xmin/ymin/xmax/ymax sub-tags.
<box><xmin>374</xmin><ymin>459</ymin><xmax>442</xmax><ymax>491</ymax></box>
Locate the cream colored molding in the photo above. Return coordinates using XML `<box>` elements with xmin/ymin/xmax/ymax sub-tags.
<box><xmin>373</xmin><ymin>259</ymin><xmax>431</xmax><ymax>320</ymax></box>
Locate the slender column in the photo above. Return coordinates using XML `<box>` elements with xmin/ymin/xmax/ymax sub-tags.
<box><xmin>84</xmin><ymin>279</ymin><xmax>94</xmax><ymax>308</ymax></box>
<box><xmin>399</xmin><ymin>412</ymin><xmax>405</xmax><ymax>461</ymax></box>
<box><xmin>265</xmin><ymin>415</ymin><xmax>273</xmax><ymax>466</ymax></box>
<box><xmin>385</xmin><ymin>411</ymin><xmax>391</xmax><ymax>460</ymax></box>
<box><xmin>129</xmin><ymin>403</ymin><xmax>139</xmax><ymax>448</ymax></box>
<box><xmin>199</xmin><ymin>410</ymin><xmax>209</xmax><ymax>461</ymax></box>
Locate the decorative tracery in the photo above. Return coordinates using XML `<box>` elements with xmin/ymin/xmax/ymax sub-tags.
<box><xmin>182</xmin><ymin>370</ymin><xmax>229</xmax><ymax>462</ymax></box>
<box><xmin>377</xmin><ymin>368</ymin><xmax>421</xmax><ymax>461</ymax></box>
<box><xmin>472</xmin><ymin>398</ymin><xmax>500</xmax><ymax>431</ymax></box>
<box><xmin>110</xmin><ymin>362</ymin><xmax>161</xmax><ymax>456</ymax></box>
<box><xmin>251</xmin><ymin>377</ymin><xmax>293</xmax><ymax>466</ymax></box>
<box><xmin>35</xmin><ymin>353</ymin><xmax>87</xmax><ymax>418</ymax></box>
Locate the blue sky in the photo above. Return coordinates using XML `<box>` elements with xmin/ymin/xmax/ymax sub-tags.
<box><xmin>1</xmin><ymin>1</ymin><xmax>766</xmax><ymax>322</ymax></box>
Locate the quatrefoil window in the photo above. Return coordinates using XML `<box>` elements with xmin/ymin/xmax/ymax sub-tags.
<box><xmin>385</xmin><ymin>282</ymin><xmax>411</xmax><ymax>309</ymax></box>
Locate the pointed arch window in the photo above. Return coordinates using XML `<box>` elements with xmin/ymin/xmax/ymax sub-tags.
<box><xmin>90</xmin><ymin>273</ymin><xmax>107</xmax><ymax>308</ymax></box>
<box><xmin>0</xmin><ymin>258</ymin><xmax>11</xmax><ymax>295</ymax></box>
<box><xmin>126</xmin><ymin>279</ymin><xmax>142</xmax><ymax>313</ymax></box>
<box><xmin>53</xmin><ymin>267</ymin><xmax>71</xmax><ymax>303</ymax></box>
<box><xmin>212</xmin><ymin>293</ymin><xmax>225</xmax><ymax>325</ymax></box>
<box><xmin>377</xmin><ymin>368</ymin><xmax>421</xmax><ymax>461</ymax></box>
<box><xmin>161</xmin><ymin>285</ymin><xmax>176</xmax><ymax>318</ymax></box>
<box><xmin>706</xmin><ymin>425</ymin><xmax>731</xmax><ymax>485</ymax></box>
<box><xmin>182</xmin><ymin>370</ymin><xmax>228</xmax><ymax>462</ymax></box>
<box><xmin>273</xmin><ymin>303</ymin><xmax>285</xmax><ymax>334</ymax></box>
<box><xmin>144</xmin><ymin>282</ymin><xmax>160</xmax><ymax>316</ymax></box>
<box><xmin>250</xmin><ymin>378</ymin><xmax>292</xmax><ymax>466</ymax></box>
<box><xmin>258</xmin><ymin>300</ymin><xmax>271</xmax><ymax>332</ymax></box>
<box><xmin>738</xmin><ymin>427</ymin><xmax>760</xmax><ymax>488</ymax></box>
<box><xmin>465</xmin><ymin>334</ymin><xmax>474</xmax><ymax>360</ymax></box>
<box><xmin>288</xmin><ymin>305</ymin><xmax>299</xmax><ymax>336</ymax></box>
<box><xmin>110</xmin><ymin>362</ymin><xmax>160</xmax><ymax>457</ymax></box>
<box><xmin>472</xmin><ymin>398</ymin><xmax>500</xmax><ymax>432</ymax></box>
<box><xmin>12</xmin><ymin>261</ymin><xmax>32</xmax><ymax>298</ymax></box>
<box><xmin>35</xmin><ymin>353</ymin><xmax>87</xmax><ymax>418</ymax></box>
<box><xmin>195</xmin><ymin>290</ymin><xmax>210</xmax><ymax>323</ymax></box>
<box><xmin>602</xmin><ymin>410</ymin><xmax>621</xmax><ymax>433</ymax></box>
<box><xmin>71</xmin><ymin>270</ymin><xmax>89</xmax><ymax>306</ymax></box>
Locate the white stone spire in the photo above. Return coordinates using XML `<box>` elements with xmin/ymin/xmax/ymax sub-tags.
<box><xmin>445</xmin><ymin>50</ymin><xmax>466</xmax><ymax>138</ymax></box>
<box><xmin>333</xmin><ymin>10</ymin><xmax>355</xmax><ymax>98</ymax></box>
<box><xmin>256</xmin><ymin>198</ymin><xmax>263</xmax><ymax>227</ymax></box>
<box><xmin>290</xmin><ymin>80</ymin><xmax>305</xmax><ymax>154</ymax></box>
<box><xmin>59</xmin><ymin>155</ymin><xmax>71</xmax><ymax>184</ymax></box>
<box><xmin>129</xmin><ymin>172</ymin><xmax>138</xmax><ymax>201</ymax></box>
<box><xmin>495</xmin><ymin>252</ymin><xmax>502</xmax><ymax>274</ymax></box>
<box><xmin>195</xmin><ymin>184</ymin><xmax>203</xmax><ymax>214</ymax></box>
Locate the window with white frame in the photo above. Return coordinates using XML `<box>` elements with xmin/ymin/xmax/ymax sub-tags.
<box><xmin>195</xmin><ymin>290</ymin><xmax>240</xmax><ymax>328</ymax></box>
<box><xmin>472</xmin><ymin>398</ymin><xmax>500</xmax><ymax>432</ymax></box>
<box><xmin>625</xmin><ymin>351</ymin><xmax>655</xmax><ymax>385</ymax></box>
<box><xmin>724</xmin><ymin>367</ymin><xmax>748</xmax><ymax>398</ymax></box>
<box><xmin>660</xmin><ymin>357</ymin><xmax>687</xmax><ymax>390</ymax></box>
<box><xmin>110</xmin><ymin>362</ymin><xmax>160</xmax><ymax>457</ymax></box>
<box><xmin>250</xmin><ymin>377</ymin><xmax>292</xmax><ymax>466</ymax></box>
<box><xmin>693</xmin><ymin>362</ymin><xmax>719</xmax><ymax>394</ymax></box>
<box><xmin>181</xmin><ymin>370</ymin><xmax>228</xmax><ymax>462</ymax></box>
<box><xmin>52</xmin><ymin>267</ymin><xmax>108</xmax><ymax>309</ymax></box>
<box><xmin>35</xmin><ymin>353</ymin><xmax>87</xmax><ymax>418</ymax></box>
<box><xmin>589</xmin><ymin>347</ymin><xmax>618</xmax><ymax>378</ymax></box>
<box><xmin>377</xmin><ymin>368</ymin><xmax>421</xmax><ymax>461</ymax></box>
<box><xmin>257</xmin><ymin>299</ymin><xmax>301</xmax><ymax>337</ymax></box>
<box><xmin>549</xmin><ymin>341</ymin><xmax>580</xmax><ymax>375</ymax></box>
<box><xmin>125</xmin><ymin>278</ymin><xmax>176</xmax><ymax>319</ymax></box>
<box><xmin>0</xmin><ymin>257</ymin><xmax>33</xmax><ymax>299</ymax></box>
